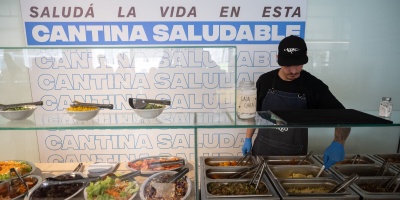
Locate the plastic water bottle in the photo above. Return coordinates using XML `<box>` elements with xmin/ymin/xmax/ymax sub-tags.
<box><xmin>379</xmin><ymin>97</ymin><xmax>392</xmax><ymax>118</ymax></box>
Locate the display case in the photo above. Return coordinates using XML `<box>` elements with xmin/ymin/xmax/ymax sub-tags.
<box><xmin>0</xmin><ymin>47</ymin><xmax>400</xmax><ymax>200</ymax></box>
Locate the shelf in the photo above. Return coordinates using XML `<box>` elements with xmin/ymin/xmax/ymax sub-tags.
<box><xmin>1</xmin><ymin>111</ymin><xmax>399</xmax><ymax>130</ymax></box>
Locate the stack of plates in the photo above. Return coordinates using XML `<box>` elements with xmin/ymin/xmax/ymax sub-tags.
<box><xmin>85</xmin><ymin>162</ymin><xmax>119</xmax><ymax>177</ymax></box>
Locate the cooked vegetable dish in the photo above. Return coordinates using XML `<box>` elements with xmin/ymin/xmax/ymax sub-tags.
<box><xmin>4</xmin><ymin>106</ymin><xmax>31</xmax><ymax>111</ymax></box>
<box><xmin>286</xmin><ymin>186</ymin><xmax>330</xmax><ymax>194</ymax></box>
<box><xmin>86</xmin><ymin>176</ymin><xmax>139</xmax><ymax>200</ymax></box>
<box><xmin>0</xmin><ymin>161</ymin><xmax>33</xmax><ymax>181</ymax></box>
<box><xmin>359</xmin><ymin>183</ymin><xmax>397</xmax><ymax>192</ymax></box>
<box><xmin>143</xmin><ymin>173</ymin><xmax>188</xmax><ymax>200</ymax></box>
<box><xmin>30</xmin><ymin>174</ymin><xmax>84</xmax><ymax>200</ymax></box>
<box><xmin>207</xmin><ymin>182</ymin><xmax>268</xmax><ymax>195</ymax></box>
<box><xmin>144</xmin><ymin>104</ymin><xmax>164</xmax><ymax>109</ymax></box>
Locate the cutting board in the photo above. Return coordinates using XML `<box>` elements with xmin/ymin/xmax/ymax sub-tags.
<box><xmin>268</xmin><ymin>109</ymin><xmax>393</xmax><ymax>125</ymax></box>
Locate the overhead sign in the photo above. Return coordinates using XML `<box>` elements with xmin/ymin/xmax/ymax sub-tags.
<box><xmin>19</xmin><ymin>0</ymin><xmax>307</xmax><ymax>46</ymax></box>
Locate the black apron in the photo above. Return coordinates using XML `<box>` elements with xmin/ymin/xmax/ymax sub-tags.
<box><xmin>252</xmin><ymin>73</ymin><xmax>308</xmax><ymax>156</ymax></box>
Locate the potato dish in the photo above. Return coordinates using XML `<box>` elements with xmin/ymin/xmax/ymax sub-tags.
<box><xmin>288</xmin><ymin>173</ymin><xmax>313</xmax><ymax>178</ymax></box>
<box><xmin>67</xmin><ymin>106</ymin><xmax>98</xmax><ymax>111</ymax></box>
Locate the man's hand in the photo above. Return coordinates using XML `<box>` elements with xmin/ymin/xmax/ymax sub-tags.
<box><xmin>242</xmin><ymin>138</ymin><xmax>252</xmax><ymax>156</ymax></box>
<box><xmin>323</xmin><ymin>141</ymin><xmax>345</xmax><ymax>169</ymax></box>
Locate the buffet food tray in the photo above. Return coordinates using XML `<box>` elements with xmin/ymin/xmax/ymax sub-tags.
<box><xmin>266</xmin><ymin>165</ymin><xmax>332</xmax><ymax>179</ymax></box>
<box><xmin>200</xmin><ymin>156</ymin><xmax>280</xmax><ymax>199</ymax></box>
<box><xmin>330</xmin><ymin>164</ymin><xmax>398</xmax><ymax>179</ymax></box>
<box><xmin>350</xmin><ymin>177</ymin><xmax>400</xmax><ymax>200</ymax></box>
<box><xmin>263</xmin><ymin>155</ymin><xmax>360</xmax><ymax>200</ymax></box>
<box><xmin>314</xmin><ymin>154</ymin><xmax>380</xmax><ymax>166</ymax></box>
<box><xmin>261</xmin><ymin>155</ymin><xmax>320</xmax><ymax>166</ymax></box>
<box><xmin>373</xmin><ymin>153</ymin><xmax>400</xmax><ymax>170</ymax></box>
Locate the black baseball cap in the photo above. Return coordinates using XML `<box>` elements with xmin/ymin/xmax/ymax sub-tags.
<box><xmin>277</xmin><ymin>35</ymin><xmax>308</xmax><ymax>66</ymax></box>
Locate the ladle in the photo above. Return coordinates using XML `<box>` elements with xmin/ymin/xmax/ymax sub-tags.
<box><xmin>315</xmin><ymin>165</ymin><xmax>325</xmax><ymax>177</ymax></box>
<box><xmin>328</xmin><ymin>173</ymin><xmax>359</xmax><ymax>193</ymax></box>
<box><xmin>297</xmin><ymin>151</ymin><xmax>313</xmax><ymax>165</ymax></box>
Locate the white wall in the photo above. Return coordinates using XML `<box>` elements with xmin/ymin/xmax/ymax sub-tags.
<box><xmin>0</xmin><ymin>0</ymin><xmax>399</xmax><ymax>161</ymax></box>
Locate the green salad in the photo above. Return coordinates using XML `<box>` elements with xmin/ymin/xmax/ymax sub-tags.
<box><xmin>85</xmin><ymin>176</ymin><xmax>139</xmax><ymax>200</ymax></box>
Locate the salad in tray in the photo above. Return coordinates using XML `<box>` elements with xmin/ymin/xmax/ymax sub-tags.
<box><xmin>84</xmin><ymin>176</ymin><xmax>139</xmax><ymax>200</ymax></box>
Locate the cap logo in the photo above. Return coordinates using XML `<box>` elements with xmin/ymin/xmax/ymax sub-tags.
<box><xmin>284</xmin><ymin>48</ymin><xmax>300</xmax><ymax>54</ymax></box>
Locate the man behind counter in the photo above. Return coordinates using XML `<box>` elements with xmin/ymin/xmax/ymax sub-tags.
<box><xmin>242</xmin><ymin>35</ymin><xmax>350</xmax><ymax>169</ymax></box>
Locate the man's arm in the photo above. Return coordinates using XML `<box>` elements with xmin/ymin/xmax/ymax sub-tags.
<box><xmin>323</xmin><ymin>127</ymin><xmax>351</xmax><ymax>169</ymax></box>
<box><xmin>333</xmin><ymin>127</ymin><xmax>351</xmax><ymax>144</ymax></box>
<box><xmin>246</xmin><ymin>128</ymin><xmax>256</xmax><ymax>138</ymax></box>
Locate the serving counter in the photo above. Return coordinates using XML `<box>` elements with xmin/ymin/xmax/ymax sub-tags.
<box><xmin>31</xmin><ymin>162</ymin><xmax>196</xmax><ymax>200</ymax></box>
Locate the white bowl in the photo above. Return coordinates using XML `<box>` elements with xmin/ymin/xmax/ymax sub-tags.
<box><xmin>0</xmin><ymin>106</ymin><xmax>37</xmax><ymax>120</ymax></box>
<box><xmin>139</xmin><ymin>170</ymin><xmax>191</xmax><ymax>200</ymax></box>
<box><xmin>67</xmin><ymin>107</ymin><xmax>100</xmax><ymax>121</ymax></box>
<box><xmin>133</xmin><ymin>106</ymin><xmax>165</xmax><ymax>119</ymax></box>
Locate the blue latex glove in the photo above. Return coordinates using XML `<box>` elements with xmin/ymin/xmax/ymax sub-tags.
<box><xmin>242</xmin><ymin>138</ymin><xmax>252</xmax><ymax>156</ymax></box>
<box><xmin>323</xmin><ymin>141</ymin><xmax>345</xmax><ymax>169</ymax></box>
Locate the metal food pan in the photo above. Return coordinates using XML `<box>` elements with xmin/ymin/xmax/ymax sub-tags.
<box><xmin>314</xmin><ymin>154</ymin><xmax>378</xmax><ymax>166</ymax></box>
<box><xmin>277</xmin><ymin>178</ymin><xmax>351</xmax><ymax>196</ymax></box>
<box><xmin>267</xmin><ymin>165</ymin><xmax>331</xmax><ymax>179</ymax></box>
<box><xmin>205</xmin><ymin>168</ymin><xmax>256</xmax><ymax>179</ymax></box>
<box><xmin>205</xmin><ymin>179</ymin><xmax>273</xmax><ymax>198</ymax></box>
<box><xmin>331</xmin><ymin>164</ymin><xmax>397</xmax><ymax>179</ymax></box>
<box><xmin>352</xmin><ymin>177</ymin><xmax>400</xmax><ymax>194</ymax></box>
<box><xmin>203</xmin><ymin>156</ymin><xmax>258</xmax><ymax>167</ymax></box>
<box><xmin>261</xmin><ymin>155</ymin><xmax>318</xmax><ymax>166</ymax></box>
<box><xmin>350</xmin><ymin>177</ymin><xmax>400</xmax><ymax>200</ymax></box>
<box><xmin>373</xmin><ymin>153</ymin><xmax>400</xmax><ymax>170</ymax></box>
<box><xmin>373</xmin><ymin>153</ymin><xmax>400</xmax><ymax>164</ymax></box>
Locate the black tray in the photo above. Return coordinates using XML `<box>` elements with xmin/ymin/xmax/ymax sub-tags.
<box><xmin>268</xmin><ymin>109</ymin><xmax>393</xmax><ymax>125</ymax></box>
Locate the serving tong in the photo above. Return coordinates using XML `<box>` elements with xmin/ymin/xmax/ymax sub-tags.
<box><xmin>43</xmin><ymin>170</ymin><xmax>141</xmax><ymax>186</ymax></box>
<box><xmin>385</xmin><ymin>170</ymin><xmax>400</xmax><ymax>192</ymax></box>
<box><xmin>351</xmin><ymin>154</ymin><xmax>361</xmax><ymax>164</ymax></box>
<box><xmin>128</xmin><ymin>98</ymin><xmax>171</xmax><ymax>109</ymax></box>
<box><xmin>237</xmin><ymin>151</ymin><xmax>253</xmax><ymax>166</ymax></box>
<box><xmin>70</xmin><ymin>100</ymin><xmax>113</xmax><ymax>109</ymax></box>
<box><xmin>8</xmin><ymin>168</ymin><xmax>29</xmax><ymax>196</ymax></box>
<box><xmin>328</xmin><ymin>173</ymin><xmax>359</xmax><ymax>193</ymax></box>
<box><xmin>249</xmin><ymin>158</ymin><xmax>267</xmax><ymax>190</ymax></box>
<box><xmin>151</xmin><ymin>167</ymin><xmax>189</xmax><ymax>198</ymax></box>
<box><xmin>0</xmin><ymin>101</ymin><xmax>43</xmax><ymax>111</ymax></box>
<box><xmin>149</xmin><ymin>159</ymin><xmax>185</xmax><ymax>168</ymax></box>
<box><xmin>376</xmin><ymin>160</ymin><xmax>390</xmax><ymax>176</ymax></box>
<box><xmin>297</xmin><ymin>151</ymin><xmax>313</xmax><ymax>165</ymax></box>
